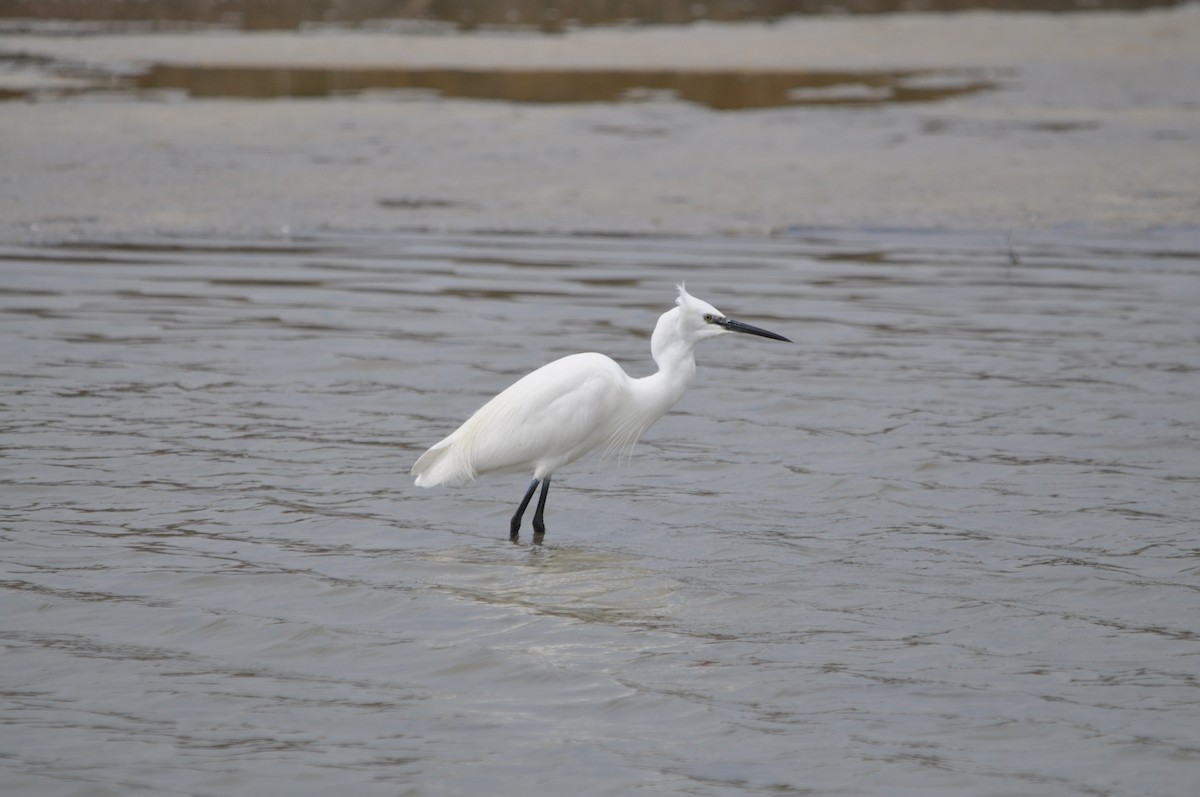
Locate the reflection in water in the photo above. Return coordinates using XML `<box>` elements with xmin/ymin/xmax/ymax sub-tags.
<box><xmin>133</xmin><ymin>64</ymin><xmax>994</xmax><ymax>109</ymax></box>
<box><xmin>427</xmin><ymin>545</ymin><xmax>673</xmax><ymax>626</ymax></box>
<box><xmin>0</xmin><ymin>49</ymin><xmax>999</xmax><ymax>108</ymax></box>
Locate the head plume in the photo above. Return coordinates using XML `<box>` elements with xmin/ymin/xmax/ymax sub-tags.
<box><xmin>674</xmin><ymin>283</ymin><xmax>720</xmax><ymax>319</ymax></box>
<box><xmin>675</xmin><ymin>283</ymin><xmax>701</xmax><ymax>311</ymax></box>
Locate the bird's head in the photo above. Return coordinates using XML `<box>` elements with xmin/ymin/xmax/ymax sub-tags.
<box><xmin>673</xmin><ymin>284</ymin><xmax>790</xmax><ymax>344</ymax></box>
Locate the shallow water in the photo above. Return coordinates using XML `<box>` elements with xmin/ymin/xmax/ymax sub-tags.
<box><xmin>2</xmin><ymin>228</ymin><xmax>1199</xmax><ymax>796</ymax></box>
<box><xmin>2</xmin><ymin>44</ymin><xmax>996</xmax><ymax>109</ymax></box>
<box><xmin>130</xmin><ymin>64</ymin><xmax>995</xmax><ymax>110</ymax></box>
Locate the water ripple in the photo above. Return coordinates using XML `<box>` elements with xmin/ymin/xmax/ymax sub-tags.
<box><xmin>2</xmin><ymin>229</ymin><xmax>1199</xmax><ymax>796</ymax></box>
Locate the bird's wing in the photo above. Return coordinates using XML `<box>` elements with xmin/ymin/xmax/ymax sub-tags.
<box><xmin>460</xmin><ymin>353</ymin><xmax>629</xmax><ymax>477</ymax></box>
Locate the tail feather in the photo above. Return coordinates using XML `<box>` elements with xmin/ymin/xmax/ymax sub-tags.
<box><xmin>411</xmin><ymin>434</ymin><xmax>475</xmax><ymax>488</ymax></box>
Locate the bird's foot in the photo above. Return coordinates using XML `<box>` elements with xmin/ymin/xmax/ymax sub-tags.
<box><xmin>509</xmin><ymin>526</ymin><xmax>545</xmax><ymax>546</ymax></box>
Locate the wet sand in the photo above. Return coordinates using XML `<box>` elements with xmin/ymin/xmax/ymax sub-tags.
<box><xmin>2</xmin><ymin>7</ymin><xmax>1198</xmax><ymax>240</ymax></box>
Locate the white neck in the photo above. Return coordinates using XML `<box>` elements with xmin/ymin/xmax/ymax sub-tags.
<box><xmin>631</xmin><ymin>307</ymin><xmax>696</xmax><ymax>420</ymax></box>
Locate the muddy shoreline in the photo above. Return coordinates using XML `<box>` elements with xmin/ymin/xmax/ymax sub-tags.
<box><xmin>2</xmin><ymin>8</ymin><xmax>1197</xmax><ymax>241</ymax></box>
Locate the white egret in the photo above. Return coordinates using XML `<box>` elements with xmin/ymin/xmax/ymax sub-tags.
<box><xmin>412</xmin><ymin>285</ymin><xmax>789</xmax><ymax>538</ymax></box>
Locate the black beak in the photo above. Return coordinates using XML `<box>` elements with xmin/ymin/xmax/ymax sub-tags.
<box><xmin>715</xmin><ymin>316</ymin><xmax>791</xmax><ymax>342</ymax></box>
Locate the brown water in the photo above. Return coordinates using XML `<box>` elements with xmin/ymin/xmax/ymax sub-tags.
<box><xmin>0</xmin><ymin>49</ymin><xmax>996</xmax><ymax>109</ymax></box>
<box><xmin>3</xmin><ymin>228</ymin><xmax>1199</xmax><ymax>795</ymax></box>
<box><xmin>131</xmin><ymin>64</ymin><xmax>995</xmax><ymax>110</ymax></box>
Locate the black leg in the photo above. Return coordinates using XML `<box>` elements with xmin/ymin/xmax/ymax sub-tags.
<box><xmin>510</xmin><ymin>478</ymin><xmax>539</xmax><ymax>539</ymax></box>
<box><xmin>532</xmin><ymin>476</ymin><xmax>551</xmax><ymax>536</ymax></box>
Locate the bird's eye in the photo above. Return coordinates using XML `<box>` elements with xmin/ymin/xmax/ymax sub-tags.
<box><xmin>703</xmin><ymin>314</ymin><xmax>715</xmax><ymax>323</ymax></box>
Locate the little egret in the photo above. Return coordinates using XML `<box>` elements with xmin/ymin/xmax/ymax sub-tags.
<box><xmin>412</xmin><ymin>285</ymin><xmax>789</xmax><ymax>538</ymax></box>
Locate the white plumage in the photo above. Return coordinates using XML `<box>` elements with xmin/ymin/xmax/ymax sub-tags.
<box><xmin>412</xmin><ymin>285</ymin><xmax>789</xmax><ymax>538</ymax></box>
